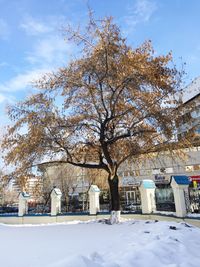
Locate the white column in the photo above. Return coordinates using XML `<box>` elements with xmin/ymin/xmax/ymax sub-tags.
<box><xmin>89</xmin><ymin>185</ymin><xmax>100</xmax><ymax>215</ymax></box>
<box><xmin>171</xmin><ymin>176</ymin><xmax>189</xmax><ymax>217</ymax></box>
<box><xmin>18</xmin><ymin>192</ymin><xmax>30</xmax><ymax>216</ymax></box>
<box><xmin>139</xmin><ymin>180</ymin><xmax>156</xmax><ymax>214</ymax></box>
<box><xmin>50</xmin><ymin>188</ymin><xmax>62</xmax><ymax>216</ymax></box>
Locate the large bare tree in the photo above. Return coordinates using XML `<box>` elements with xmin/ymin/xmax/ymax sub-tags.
<box><xmin>2</xmin><ymin>17</ymin><xmax>190</xmax><ymax>220</ymax></box>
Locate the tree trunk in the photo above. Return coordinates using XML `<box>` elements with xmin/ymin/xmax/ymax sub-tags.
<box><xmin>108</xmin><ymin>174</ymin><xmax>121</xmax><ymax>223</ymax></box>
<box><xmin>108</xmin><ymin>175</ymin><xmax>120</xmax><ymax>211</ymax></box>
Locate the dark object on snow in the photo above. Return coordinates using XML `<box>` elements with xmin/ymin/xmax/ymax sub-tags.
<box><xmin>145</xmin><ymin>220</ymin><xmax>158</xmax><ymax>224</ymax></box>
<box><xmin>169</xmin><ymin>226</ymin><xmax>177</xmax><ymax>230</ymax></box>
<box><xmin>105</xmin><ymin>219</ymin><xmax>112</xmax><ymax>225</ymax></box>
<box><xmin>169</xmin><ymin>236</ymin><xmax>179</xmax><ymax>242</ymax></box>
<box><xmin>144</xmin><ymin>231</ymin><xmax>150</xmax><ymax>234</ymax></box>
<box><xmin>182</xmin><ymin>222</ymin><xmax>193</xmax><ymax>228</ymax></box>
<box><xmin>98</xmin><ymin>219</ymin><xmax>111</xmax><ymax>225</ymax></box>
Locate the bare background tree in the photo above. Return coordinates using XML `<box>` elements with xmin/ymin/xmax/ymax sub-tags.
<box><xmin>39</xmin><ymin>164</ymin><xmax>107</xmax><ymax>212</ymax></box>
<box><xmin>0</xmin><ymin>171</ymin><xmax>18</xmax><ymax>206</ymax></box>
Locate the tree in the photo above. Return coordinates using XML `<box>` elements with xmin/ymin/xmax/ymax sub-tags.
<box><xmin>0</xmin><ymin>171</ymin><xmax>5</xmax><ymax>205</ymax></box>
<box><xmin>0</xmin><ymin>171</ymin><xmax>18</xmax><ymax>206</ymax></box>
<box><xmin>38</xmin><ymin>163</ymin><xmax>107</xmax><ymax>212</ymax></box>
<box><xmin>2</xmin><ymin>16</ymin><xmax>189</xmax><ymax>221</ymax></box>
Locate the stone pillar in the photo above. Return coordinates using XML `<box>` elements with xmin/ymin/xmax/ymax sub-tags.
<box><xmin>18</xmin><ymin>192</ymin><xmax>30</xmax><ymax>216</ymax></box>
<box><xmin>139</xmin><ymin>180</ymin><xmax>156</xmax><ymax>214</ymax></box>
<box><xmin>88</xmin><ymin>185</ymin><xmax>100</xmax><ymax>215</ymax></box>
<box><xmin>171</xmin><ymin>176</ymin><xmax>190</xmax><ymax>217</ymax></box>
<box><xmin>50</xmin><ymin>187</ymin><xmax>62</xmax><ymax>216</ymax></box>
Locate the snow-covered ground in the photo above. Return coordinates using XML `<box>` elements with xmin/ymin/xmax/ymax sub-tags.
<box><xmin>1</xmin><ymin>219</ymin><xmax>200</xmax><ymax>267</ymax></box>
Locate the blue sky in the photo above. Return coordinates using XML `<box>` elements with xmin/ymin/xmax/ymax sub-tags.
<box><xmin>1</xmin><ymin>0</ymin><xmax>200</xmax><ymax>128</ymax></box>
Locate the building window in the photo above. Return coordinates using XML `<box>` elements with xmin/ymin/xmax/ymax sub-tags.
<box><xmin>195</xmin><ymin>128</ymin><xmax>200</xmax><ymax>135</ymax></box>
<box><xmin>145</xmin><ymin>170</ymin><xmax>152</xmax><ymax>176</ymax></box>
<box><xmin>185</xmin><ymin>165</ymin><xmax>194</xmax><ymax>172</ymax></box>
<box><xmin>152</xmin><ymin>168</ymin><xmax>160</xmax><ymax>175</ymax></box>
<box><xmin>193</xmin><ymin>165</ymin><xmax>200</xmax><ymax>171</ymax></box>
<box><xmin>152</xmin><ymin>167</ymin><xmax>173</xmax><ymax>175</ymax></box>
<box><xmin>134</xmin><ymin>170</ymin><xmax>140</xmax><ymax>176</ymax></box>
<box><xmin>182</xmin><ymin>112</ymin><xmax>192</xmax><ymax>124</ymax></box>
<box><xmin>123</xmin><ymin>171</ymin><xmax>129</xmax><ymax>177</ymax></box>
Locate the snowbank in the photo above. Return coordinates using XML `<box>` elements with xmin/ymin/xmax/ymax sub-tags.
<box><xmin>1</xmin><ymin>219</ymin><xmax>200</xmax><ymax>267</ymax></box>
<box><xmin>186</xmin><ymin>213</ymin><xmax>200</xmax><ymax>218</ymax></box>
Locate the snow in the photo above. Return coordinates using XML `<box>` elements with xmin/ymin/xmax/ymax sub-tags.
<box><xmin>186</xmin><ymin>213</ymin><xmax>200</xmax><ymax>218</ymax></box>
<box><xmin>1</xmin><ymin>219</ymin><xmax>200</xmax><ymax>267</ymax></box>
<box><xmin>153</xmin><ymin>211</ymin><xmax>176</xmax><ymax>216</ymax></box>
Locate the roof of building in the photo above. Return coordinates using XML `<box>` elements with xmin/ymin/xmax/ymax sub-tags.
<box><xmin>171</xmin><ymin>175</ymin><xmax>190</xmax><ymax>185</ymax></box>
<box><xmin>19</xmin><ymin>192</ymin><xmax>30</xmax><ymax>198</ymax></box>
<box><xmin>89</xmin><ymin>185</ymin><xmax>100</xmax><ymax>193</ymax></box>
<box><xmin>51</xmin><ymin>187</ymin><xmax>62</xmax><ymax>195</ymax></box>
<box><xmin>183</xmin><ymin>92</ymin><xmax>200</xmax><ymax>105</ymax></box>
<box><xmin>182</xmin><ymin>76</ymin><xmax>200</xmax><ymax>104</ymax></box>
<box><xmin>141</xmin><ymin>179</ymin><xmax>156</xmax><ymax>189</ymax></box>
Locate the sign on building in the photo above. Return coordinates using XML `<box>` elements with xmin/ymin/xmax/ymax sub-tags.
<box><xmin>155</xmin><ymin>174</ymin><xmax>171</xmax><ymax>184</ymax></box>
<box><xmin>121</xmin><ymin>176</ymin><xmax>140</xmax><ymax>186</ymax></box>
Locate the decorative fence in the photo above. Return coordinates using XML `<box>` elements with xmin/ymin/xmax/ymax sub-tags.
<box><xmin>188</xmin><ymin>188</ymin><xmax>200</xmax><ymax>213</ymax></box>
<box><xmin>155</xmin><ymin>187</ymin><xmax>175</xmax><ymax>212</ymax></box>
<box><xmin>1</xmin><ymin>177</ymin><xmax>200</xmax><ymax>218</ymax></box>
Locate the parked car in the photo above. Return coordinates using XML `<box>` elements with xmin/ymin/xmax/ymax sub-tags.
<box><xmin>156</xmin><ymin>202</ymin><xmax>175</xmax><ymax>212</ymax></box>
<box><xmin>122</xmin><ymin>202</ymin><xmax>141</xmax><ymax>212</ymax></box>
<box><xmin>28</xmin><ymin>205</ymin><xmax>50</xmax><ymax>214</ymax></box>
<box><xmin>0</xmin><ymin>206</ymin><xmax>18</xmax><ymax>214</ymax></box>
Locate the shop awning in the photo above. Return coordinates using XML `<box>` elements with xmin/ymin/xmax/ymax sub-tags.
<box><xmin>189</xmin><ymin>175</ymin><xmax>200</xmax><ymax>181</ymax></box>
<box><xmin>171</xmin><ymin>175</ymin><xmax>190</xmax><ymax>185</ymax></box>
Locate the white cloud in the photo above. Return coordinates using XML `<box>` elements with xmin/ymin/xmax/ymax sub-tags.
<box><xmin>125</xmin><ymin>0</ymin><xmax>157</xmax><ymax>28</ymax></box>
<box><xmin>0</xmin><ymin>36</ymin><xmax>73</xmax><ymax>94</ymax></box>
<box><xmin>1</xmin><ymin>18</ymin><xmax>73</xmax><ymax>93</ymax></box>
<box><xmin>20</xmin><ymin>15</ymin><xmax>67</xmax><ymax>36</ymax></box>
<box><xmin>0</xmin><ymin>92</ymin><xmax>16</xmax><ymax>106</ymax></box>
<box><xmin>20</xmin><ymin>16</ymin><xmax>52</xmax><ymax>36</ymax></box>
<box><xmin>134</xmin><ymin>0</ymin><xmax>157</xmax><ymax>22</ymax></box>
<box><xmin>0</xmin><ymin>62</ymin><xmax>9</xmax><ymax>68</ymax></box>
<box><xmin>0</xmin><ymin>68</ymin><xmax>51</xmax><ymax>93</ymax></box>
<box><xmin>0</xmin><ymin>18</ymin><xmax>10</xmax><ymax>40</ymax></box>
<box><xmin>0</xmin><ymin>15</ymin><xmax>73</xmax><ymax>95</ymax></box>
<box><xmin>20</xmin><ymin>15</ymin><xmax>73</xmax><ymax>69</ymax></box>
<box><xmin>25</xmin><ymin>36</ymin><xmax>72</xmax><ymax>66</ymax></box>
<box><xmin>0</xmin><ymin>93</ymin><xmax>6</xmax><ymax>103</ymax></box>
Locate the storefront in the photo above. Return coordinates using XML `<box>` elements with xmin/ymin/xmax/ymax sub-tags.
<box><xmin>154</xmin><ymin>174</ymin><xmax>175</xmax><ymax>212</ymax></box>
<box><xmin>188</xmin><ymin>175</ymin><xmax>200</xmax><ymax>213</ymax></box>
<box><xmin>189</xmin><ymin>175</ymin><xmax>200</xmax><ymax>188</ymax></box>
<box><xmin>119</xmin><ymin>176</ymin><xmax>141</xmax><ymax>212</ymax></box>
